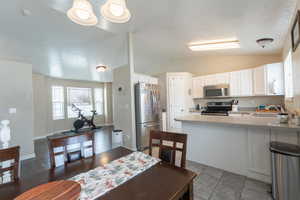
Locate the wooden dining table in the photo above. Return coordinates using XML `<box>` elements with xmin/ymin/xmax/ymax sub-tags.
<box><xmin>0</xmin><ymin>147</ymin><xmax>197</xmax><ymax>200</ymax></box>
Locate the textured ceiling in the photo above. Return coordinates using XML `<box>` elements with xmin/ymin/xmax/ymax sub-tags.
<box><xmin>0</xmin><ymin>0</ymin><xmax>297</xmax><ymax>81</ymax></box>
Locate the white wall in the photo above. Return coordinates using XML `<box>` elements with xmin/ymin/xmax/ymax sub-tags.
<box><xmin>32</xmin><ymin>73</ymin><xmax>113</xmax><ymax>138</ymax></box>
<box><xmin>113</xmin><ymin>65</ymin><xmax>136</xmax><ymax>150</ymax></box>
<box><xmin>135</xmin><ymin>54</ymin><xmax>282</xmax><ymax>76</ymax></box>
<box><xmin>282</xmin><ymin>0</ymin><xmax>300</xmax><ymax>112</ymax></box>
<box><xmin>0</xmin><ymin>59</ymin><xmax>34</xmax><ymax>158</ymax></box>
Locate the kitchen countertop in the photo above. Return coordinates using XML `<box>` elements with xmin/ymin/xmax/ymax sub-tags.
<box><xmin>176</xmin><ymin>115</ymin><xmax>300</xmax><ymax>130</ymax></box>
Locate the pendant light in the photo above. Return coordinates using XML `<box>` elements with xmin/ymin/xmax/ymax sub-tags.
<box><xmin>100</xmin><ymin>0</ymin><xmax>131</xmax><ymax>23</ymax></box>
<box><xmin>67</xmin><ymin>0</ymin><xmax>98</xmax><ymax>26</ymax></box>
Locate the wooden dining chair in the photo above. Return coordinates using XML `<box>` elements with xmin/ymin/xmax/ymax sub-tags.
<box><xmin>149</xmin><ymin>130</ymin><xmax>187</xmax><ymax>168</ymax></box>
<box><xmin>0</xmin><ymin>146</ymin><xmax>20</xmax><ymax>184</ymax></box>
<box><xmin>48</xmin><ymin>132</ymin><xmax>95</xmax><ymax>168</ymax></box>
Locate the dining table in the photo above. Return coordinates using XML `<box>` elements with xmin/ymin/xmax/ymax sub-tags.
<box><xmin>0</xmin><ymin>147</ymin><xmax>197</xmax><ymax>200</ymax></box>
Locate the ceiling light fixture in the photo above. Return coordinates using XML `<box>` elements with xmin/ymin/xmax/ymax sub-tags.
<box><xmin>96</xmin><ymin>65</ymin><xmax>108</xmax><ymax>72</ymax></box>
<box><xmin>256</xmin><ymin>38</ymin><xmax>274</xmax><ymax>48</ymax></box>
<box><xmin>188</xmin><ymin>39</ymin><xmax>240</xmax><ymax>51</ymax></box>
<box><xmin>67</xmin><ymin>0</ymin><xmax>98</xmax><ymax>26</ymax></box>
<box><xmin>100</xmin><ymin>0</ymin><xmax>131</xmax><ymax>23</ymax></box>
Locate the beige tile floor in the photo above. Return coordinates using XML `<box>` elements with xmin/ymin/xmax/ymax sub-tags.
<box><xmin>146</xmin><ymin>147</ymin><xmax>272</xmax><ymax>200</ymax></box>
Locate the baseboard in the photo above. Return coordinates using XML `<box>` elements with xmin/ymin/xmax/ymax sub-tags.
<box><xmin>21</xmin><ymin>153</ymin><xmax>36</xmax><ymax>161</ymax></box>
<box><xmin>33</xmin><ymin>124</ymin><xmax>114</xmax><ymax>141</ymax></box>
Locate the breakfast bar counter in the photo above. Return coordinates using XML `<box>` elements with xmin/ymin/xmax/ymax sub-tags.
<box><xmin>176</xmin><ymin>115</ymin><xmax>300</xmax><ymax>183</ymax></box>
<box><xmin>176</xmin><ymin>115</ymin><xmax>300</xmax><ymax>130</ymax></box>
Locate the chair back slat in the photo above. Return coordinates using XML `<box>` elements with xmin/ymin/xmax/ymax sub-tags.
<box><xmin>0</xmin><ymin>146</ymin><xmax>20</xmax><ymax>184</ymax></box>
<box><xmin>149</xmin><ymin>130</ymin><xmax>187</xmax><ymax>168</ymax></box>
<box><xmin>47</xmin><ymin>132</ymin><xmax>95</xmax><ymax>168</ymax></box>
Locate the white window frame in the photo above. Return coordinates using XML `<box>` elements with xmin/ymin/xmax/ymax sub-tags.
<box><xmin>67</xmin><ymin>87</ymin><xmax>93</xmax><ymax>119</ymax></box>
<box><xmin>284</xmin><ymin>49</ymin><xmax>294</xmax><ymax>100</ymax></box>
<box><xmin>94</xmin><ymin>87</ymin><xmax>104</xmax><ymax>116</ymax></box>
<box><xmin>52</xmin><ymin>86</ymin><xmax>65</xmax><ymax>120</ymax></box>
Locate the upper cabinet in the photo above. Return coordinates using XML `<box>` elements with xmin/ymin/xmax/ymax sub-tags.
<box><xmin>192</xmin><ymin>62</ymin><xmax>284</xmax><ymax>98</ymax></box>
<box><xmin>192</xmin><ymin>77</ymin><xmax>205</xmax><ymax>98</ymax></box>
<box><xmin>253</xmin><ymin>66</ymin><xmax>266</xmax><ymax>96</ymax></box>
<box><xmin>266</xmin><ymin>63</ymin><xmax>284</xmax><ymax>95</ymax></box>
<box><xmin>253</xmin><ymin>63</ymin><xmax>284</xmax><ymax>96</ymax></box>
<box><xmin>230</xmin><ymin>69</ymin><xmax>253</xmax><ymax>97</ymax></box>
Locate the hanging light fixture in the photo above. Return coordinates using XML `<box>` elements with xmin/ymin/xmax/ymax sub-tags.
<box><xmin>67</xmin><ymin>0</ymin><xmax>98</xmax><ymax>26</ymax></box>
<box><xmin>96</xmin><ymin>65</ymin><xmax>108</xmax><ymax>72</ymax></box>
<box><xmin>100</xmin><ymin>0</ymin><xmax>131</xmax><ymax>23</ymax></box>
<box><xmin>256</xmin><ymin>38</ymin><xmax>274</xmax><ymax>48</ymax></box>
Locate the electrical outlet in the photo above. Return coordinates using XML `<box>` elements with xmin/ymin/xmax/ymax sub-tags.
<box><xmin>9</xmin><ymin>108</ymin><xmax>17</xmax><ymax>114</ymax></box>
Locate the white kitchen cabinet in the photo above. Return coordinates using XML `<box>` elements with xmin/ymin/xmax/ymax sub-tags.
<box><xmin>230</xmin><ymin>69</ymin><xmax>253</xmax><ymax>97</ymax></box>
<box><xmin>253</xmin><ymin>63</ymin><xmax>284</xmax><ymax>96</ymax></box>
<box><xmin>230</xmin><ymin>71</ymin><xmax>241</xmax><ymax>97</ymax></box>
<box><xmin>266</xmin><ymin>63</ymin><xmax>284</xmax><ymax>95</ymax></box>
<box><xmin>253</xmin><ymin>66</ymin><xmax>267</xmax><ymax>96</ymax></box>
<box><xmin>192</xmin><ymin>77</ymin><xmax>204</xmax><ymax>98</ymax></box>
<box><xmin>247</xmin><ymin>128</ymin><xmax>271</xmax><ymax>182</ymax></box>
<box><xmin>215</xmin><ymin>72</ymin><xmax>230</xmax><ymax>84</ymax></box>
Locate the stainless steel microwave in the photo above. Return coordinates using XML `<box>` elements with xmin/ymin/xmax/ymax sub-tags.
<box><xmin>203</xmin><ymin>84</ymin><xmax>230</xmax><ymax>98</ymax></box>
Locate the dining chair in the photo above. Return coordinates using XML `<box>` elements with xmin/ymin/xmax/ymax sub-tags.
<box><xmin>0</xmin><ymin>146</ymin><xmax>20</xmax><ymax>184</ymax></box>
<box><xmin>48</xmin><ymin>132</ymin><xmax>95</xmax><ymax>168</ymax></box>
<box><xmin>149</xmin><ymin>130</ymin><xmax>187</xmax><ymax>168</ymax></box>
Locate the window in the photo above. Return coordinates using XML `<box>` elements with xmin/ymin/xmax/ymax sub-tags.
<box><xmin>94</xmin><ymin>88</ymin><xmax>104</xmax><ymax>115</ymax></box>
<box><xmin>284</xmin><ymin>50</ymin><xmax>294</xmax><ymax>99</ymax></box>
<box><xmin>67</xmin><ymin>87</ymin><xmax>93</xmax><ymax>118</ymax></box>
<box><xmin>52</xmin><ymin>86</ymin><xmax>64</xmax><ymax>120</ymax></box>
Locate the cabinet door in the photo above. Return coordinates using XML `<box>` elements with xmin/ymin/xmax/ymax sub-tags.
<box><xmin>253</xmin><ymin>66</ymin><xmax>267</xmax><ymax>96</ymax></box>
<box><xmin>229</xmin><ymin>71</ymin><xmax>240</xmax><ymax>96</ymax></box>
<box><xmin>247</xmin><ymin>128</ymin><xmax>271</xmax><ymax>176</ymax></box>
<box><xmin>192</xmin><ymin>77</ymin><xmax>204</xmax><ymax>98</ymax></box>
<box><xmin>203</xmin><ymin>75</ymin><xmax>217</xmax><ymax>86</ymax></box>
<box><xmin>266</xmin><ymin>63</ymin><xmax>284</xmax><ymax>95</ymax></box>
<box><xmin>240</xmin><ymin>69</ymin><xmax>253</xmax><ymax>96</ymax></box>
<box><xmin>215</xmin><ymin>72</ymin><xmax>230</xmax><ymax>84</ymax></box>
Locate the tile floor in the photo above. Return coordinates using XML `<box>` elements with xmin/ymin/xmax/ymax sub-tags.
<box><xmin>186</xmin><ymin>160</ymin><xmax>273</xmax><ymax>200</ymax></box>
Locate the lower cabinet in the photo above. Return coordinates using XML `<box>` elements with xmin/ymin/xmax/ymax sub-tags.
<box><xmin>247</xmin><ymin>128</ymin><xmax>271</xmax><ymax>182</ymax></box>
<box><xmin>247</xmin><ymin>127</ymin><xmax>299</xmax><ymax>183</ymax></box>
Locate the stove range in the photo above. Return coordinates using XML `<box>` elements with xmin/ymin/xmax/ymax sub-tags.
<box><xmin>201</xmin><ymin>101</ymin><xmax>232</xmax><ymax>116</ymax></box>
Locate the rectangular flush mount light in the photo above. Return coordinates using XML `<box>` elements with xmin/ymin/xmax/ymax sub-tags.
<box><xmin>188</xmin><ymin>39</ymin><xmax>240</xmax><ymax>51</ymax></box>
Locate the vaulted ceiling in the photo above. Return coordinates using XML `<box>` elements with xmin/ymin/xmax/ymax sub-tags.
<box><xmin>0</xmin><ymin>0</ymin><xmax>297</xmax><ymax>81</ymax></box>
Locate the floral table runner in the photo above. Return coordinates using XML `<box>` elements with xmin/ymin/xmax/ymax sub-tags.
<box><xmin>69</xmin><ymin>151</ymin><xmax>160</xmax><ymax>200</ymax></box>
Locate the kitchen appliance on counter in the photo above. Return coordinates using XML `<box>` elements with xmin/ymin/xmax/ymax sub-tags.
<box><xmin>203</xmin><ymin>84</ymin><xmax>230</xmax><ymax>98</ymax></box>
<box><xmin>201</xmin><ymin>101</ymin><xmax>232</xmax><ymax>116</ymax></box>
<box><xmin>135</xmin><ymin>83</ymin><xmax>160</xmax><ymax>151</ymax></box>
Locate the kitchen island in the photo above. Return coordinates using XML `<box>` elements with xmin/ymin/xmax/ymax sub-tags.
<box><xmin>176</xmin><ymin>115</ymin><xmax>300</xmax><ymax>183</ymax></box>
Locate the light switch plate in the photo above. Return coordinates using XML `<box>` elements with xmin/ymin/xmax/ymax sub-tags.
<box><xmin>9</xmin><ymin>108</ymin><xmax>17</xmax><ymax>114</ymax></box>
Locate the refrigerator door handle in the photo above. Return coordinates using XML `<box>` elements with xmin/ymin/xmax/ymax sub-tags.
<box><xmin>144</xmin><ymin>124</ymin><xmax>159</xmax><ymax>128</ymax></box>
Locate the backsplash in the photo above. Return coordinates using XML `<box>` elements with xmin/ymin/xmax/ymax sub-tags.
<box><xmin>193</xmin><ymin>96</ymin><xmax>284</xmax><ymax>109</ymax></box>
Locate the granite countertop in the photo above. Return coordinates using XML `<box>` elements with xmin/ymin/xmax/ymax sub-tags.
<box><xmin>175</xmin><ymin>115</ymin><xmax>300</xmax><ymax>130</ymax></box>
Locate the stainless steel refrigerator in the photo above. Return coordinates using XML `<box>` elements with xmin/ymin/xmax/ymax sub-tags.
<box><xmin>135</xmin><ymin>83</ymin><xmax>160</xmax><ymax>151</ymax></box>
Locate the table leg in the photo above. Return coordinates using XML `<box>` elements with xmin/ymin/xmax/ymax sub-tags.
<box><xmin>182</xmin><ymin>181</ymin><xmax>193</xmax><ymax>200</ymax></box>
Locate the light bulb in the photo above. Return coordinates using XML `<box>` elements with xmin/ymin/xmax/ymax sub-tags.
<box><xmin>101</xmin><ymin>0</ymin><xmax>131</xmax><ymax>23</ymax></box>
<box><xmin>109</xmin><ymin>3</ymin><xmax>124</xmax><ymax>17</ymax></box>
<box><xmin>75</xmin><ymin>9</ymin><xmax>91</xmax><ymax>20</ymax></box>
<box><xmin>67</xmin><ymin>0</ymin><xmax>98</xmax><ymax>26</ymax></box>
